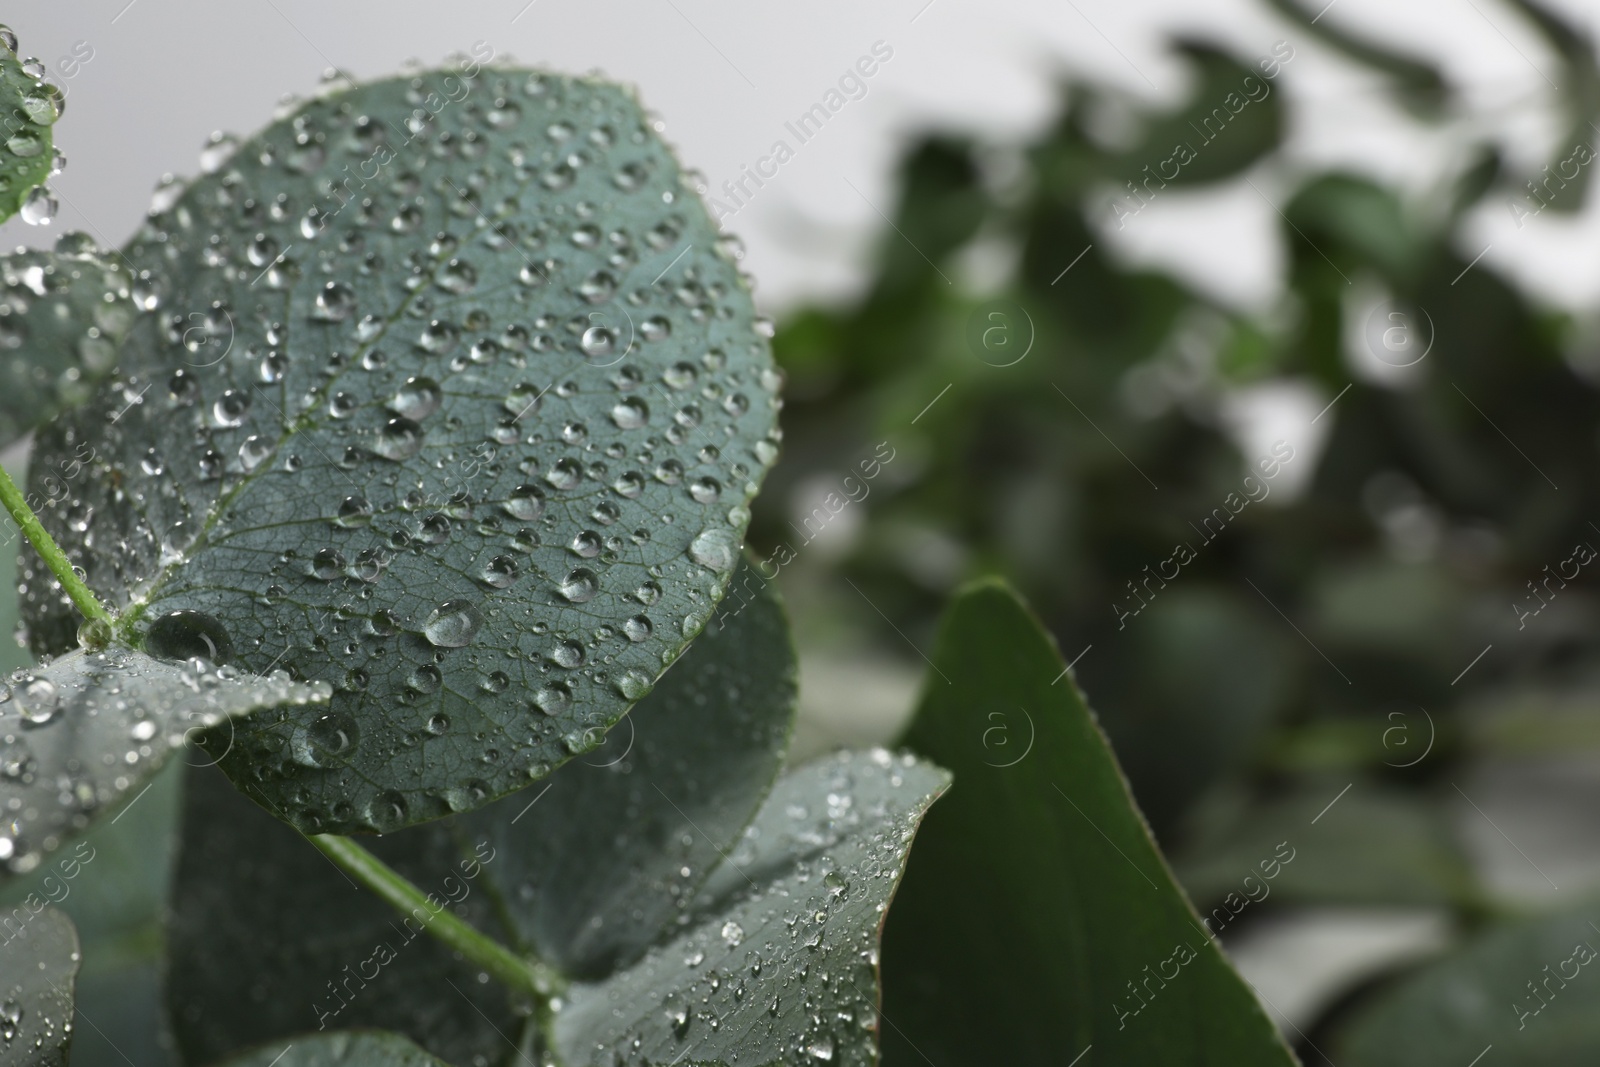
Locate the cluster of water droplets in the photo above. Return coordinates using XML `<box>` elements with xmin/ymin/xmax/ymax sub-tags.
<box><xmin>18</xmin><ymin>64</ymin><xmax>783</xmax><ymax>835</ymax></box>
<box><xmin>0</xmin><ymin>25</ymin><xmax>66</xmax><ymax>225</ymax></box>
<box><xmin>557</xmin><ymin>750</ymin><xmax>946</xmax><ymax>1067</ymax></box>
<box><xmin>0</xmin><ymin>646</ymin><xmax>328</xmax><ymax>876</ymax></box>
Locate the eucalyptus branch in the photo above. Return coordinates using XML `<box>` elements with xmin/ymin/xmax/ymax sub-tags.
<box><xmin>308</xmin><ymin>833</ymin><xmax>565</xmax><ymax>1002</ymax></box>
<box><xmin>0</xmin><ymin>464</ymin><xmax>111</xmax><ymax>625</ymax></box>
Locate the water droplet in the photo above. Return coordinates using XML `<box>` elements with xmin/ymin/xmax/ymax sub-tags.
<box><xmin>721</xmin><ymin>920</ymin><xmax>745</xmax><ymax>947</ymax></box>
<box><xmin>336</xmin><ymin>495</ymin><xmax>373</xmax><ymax>527</ymax></box>
<box><xmin>533</xmin><ymin>683</ymin><xmax>570</xmax><ymax>715</ymax></box>
<box><xmin>546</xmin><ymin>458</ymin><xmax>582</xmax><ymax>490</ymax></box>
<box><xmin>689</xmin><ymin>528</ymin><xmax>737</xmax><ymax>571</ymax></box>
<box><xmin>312</xmin><ymin>280</ymin><xmax>356</xmax><ymax>321</ymax></box>
<box><xmin>580</xmin><ymin>325</ymin><xmax>615</xmax><ymax>359</ymax></box>
<box><xmin>291</xmin><ymin>712</ymin><xmax>359</xmax><ymax>768</ymax></box>
<box><xmin>409</xmin><ymin>664</ymin><xmax>442</xmax><ymax>695</ymax></box>
<box><xmin>213</xmin><ymin>388</ymin><xmax>251</xmax><ymax>427</ymax></box>
<box><xmin>427</xmin><ymin>713</ymin><xmax>450</xmax><ymax>736</ymax></box>
<box><xmin>311</xmin><ymin>547</ymin><xmax>345</xmax><ymax>580</ymax></box>
<box><xmin>624</xmin><ymin>615</ymin><xmax>652</xmax><ymax>643</ymax></box>
<box><xmin>372</xmin><ymin>416</ymin><xmax>424</xmax><ymax>460</ymax></box>
<box><xmin>551</xmin><ymin>640</ymin><xmax>584</xmax><ymax>669</ymax></box>
<box><xmin>239</xmin><ymin>434</ymin><xmax>274</xmax><ymax>471</ymax></box>
<box><xmin>610</xmin><ymin>397</ymin><xmax>648</xmax><ymax>429</ymax></box>
<box><xmin>390</xmin><ymin>376</ymin><xmax>441</xmax><ymax>420</ymax></box>
<box><xmin>145</xmin><ymin>610</ymin><xmax>232</xmax><ymax>664</ymax></box>
<box><xmin>438</xmin><ymin>258</ymin><xmax>477</xmax><ymax>293</ymax></box>
<box><xmin>19</xmin><ymin>185</ymin><xmax>55</xmax><ymax>225</ymax></box>
<box><xmin>422</xmin><ymin>600</ymin><xmax>483</xmax><ymax>647</ymax></box>
<box><xmin>558</xmin><ymin>568</ymin><xmax>598</xmax><ymax>603</ymax></box>
<box><xmin>13</xmin><ymin>676</ymin><xmax>58</xmax><ymax>726</ymax></box>
<box><xmin>479</xmin><ymin>555</ymin><xmax>518</xmax><ymax>589</ymax></box>
<box><xmin>616</xmin><ymin>669</ymin><xmax>652</xmax><ymax>700</ymax></box>
<box><xmin>465</xmin><ymin>471</ymin><xmax>523</xmax><ymax>523</ymax></box>
<box><xmin>366</xmin><ymin>790</ymin><xmax>407</xmax><ymax>830</ymax></box>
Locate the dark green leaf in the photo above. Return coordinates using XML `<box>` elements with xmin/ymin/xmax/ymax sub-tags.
<box><xmin>0</xmin><ymin>34</ymin><xmax>58</xmax><ymax>225</ymax></box>
<box><xmin>1258</xmin><ymin>0</ymin><xmax>1447</xmax><ymax>116</ymax></box>
<box><xmin>1112</xmin><ymin>41</ymin><xmax>1283</xmax><ymax>188</ymax></box>
<box><xmin>551</xmin><ymin>749</ymin><xmax>949</xmax><ymax>1067</ymax></box>
<box><xmin>165</xmin><ymin>764</ymin><xmax>518</xmax><ymax>1067</ymax></box>
<box><xmin>1333</xmin><ymin>900</ymin><xmax>1600</xmax><ymax>1066</ymax></box>
<box><xmin>0</xmin><ymin>244</ymin><xmax>136</xmax><ymax>450</ymax></box>
<box><xmin>0</xmin><ymin>646</ymin><xmax>327</xmax><ymax>882</ymax></box>
<box><xmin>0</xmin><ymin>907</ymin><xmax>78</xmax><ymax>1067</ymax></box>
<box><xmin>461</xmin><ymin>556</ymin><xmax>796</xmax><ymax>979</ymax></box>
<box><xmin>881</xmin><ymin>580</ymin><xmax>1298</xmax><ymax>1067</ymax></box>
<box><xmin>22</xmin><ymin>65</ymin><xmax>781</xmax><ymax>835</ymax></box>
<box><xmin>212</xmin><ymin>1032</ymin><xmax>451</xmax><ymax>1067</ymax></box>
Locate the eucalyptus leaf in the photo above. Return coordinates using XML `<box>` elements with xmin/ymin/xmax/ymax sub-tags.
<box><xmin>0</xmin><ymin>906</ymin><xmax>78</xmax><ymax>1067</ymax></box>
<box><xmin>0</xmin><ymin>30</ymin><xmax>58</xmax><ymax>225</ymax></box>
<box><xmin>0</xmin><ymin>243</ymin><xmax>137</xmax><ymax>450</ymax></box>
<box><xmin>461</xmin><ymin>556</ymin><xmax>796</xmax><ymax>979</ymax></box>
<box><xmin>1333</xmin><ymin>900</ymin><xmax>1600</xmax><ymax>1066</ymax></box>
<box><xmin>551</xmin><ymin>749</ymin><xmax>949</xmax><ymax>1067</ymax></box>
<box><xmin>213</xmin><ymin>1031</ymin><xmax>452</xmax><ymax>1067</ymax></box>
<box><xmin>881</xmin><ymin>580</ymin><xmax>1298</xmax><ymax>1067</ymax></box>
<box><xmin>21</xmin><ymin>64</ymin><xmax>781</xmax><ymax>835</ymax></box>
<box><xmin>0</xmin><ymin>645</ymin><xmax>328</xmax><ymax>881</ymax></box>
<box><xmin>166</xmin><ymin>764</ymin><xmax>519</xmax><ymax>1067</ymax></box>
<box><xmin>169</xmin><ymin>559</ymin><xmax>798</xmax><ymax>1062</ymax></box>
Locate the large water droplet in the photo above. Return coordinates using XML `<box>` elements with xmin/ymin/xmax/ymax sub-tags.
<box><xmin>422</xmin><ymin>600</ymin><xmax>483</xmax><ymax>647</ymax></box>
<box><xmin>146</xmin><ymin>610</ymin><xmax>233</xmax><ymax>664</ymax></box>
<box><xmin>372</xmin><ymin>417</ymin><xmax>423</xmax><ymax>461</ymax></box>
<box><xmin>558</xmin><ymin>568</ymin><xmax>598</xmax><ymax>603</ymax></box>
<box><xmin>390</xmin><ymin>376</ymin><xmax>441</xmax><ymax>420</ymax></box>
<box><xmin>689</xmin><ymin>528</ymin><xmax>737</xmax><ymax>571</ymax></box>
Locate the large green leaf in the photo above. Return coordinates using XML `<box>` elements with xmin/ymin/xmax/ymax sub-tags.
<box><xmin>21</xmin><ymin>63</ymin><xmax>781</xmax><ymax>835</ymax></box>
<box><xmin>460</xmin><ymin>556</ymin><xmax>796</xmax><ymax>979</ymax></box>
<box><xmin>0</xmin><ymin>645</ymin><xmax>328</xmax><ymax>882</ymax></box>
<box><xmin>0</xmin><ymin>242</ymin><xmax>137</xmax><ymax>450</ymax></box>
<box><xmin>0</xmin><ymin>907</ymin><xmax>79</xmax><ymax>1067</ymax></box>
<box><xmin>551</xmin><ymin>749</ymin><xmax>949</xmax><ymax>1067</ymax></box>
<box><xmin>165</xmin><ymin>764</ymin><xmax>519</xmax><ymax>1067</ymax></box>
<box><xmin>167</xmin><ymin>563</ymin><xmax>795</xmax><ymax>1063</ymax></box>
<box><xmin>1333</xmin><ymin>900</ymin><xmax>1600</xmax><ymax>1066</ymax></box>
<box><xmin>881</xmin><ymin>580</ymin><xmax>1298</xmax><ymax>1066</ymax></box>
<box><xmin>0</xmin><ymin>29</ymin><xmax>59</xmax><ymax>225</ymax></box>
<box><xmin>214</xmin><ymin>1032</ymin><xmax>451</xmax><ymax>1067</ymax></box>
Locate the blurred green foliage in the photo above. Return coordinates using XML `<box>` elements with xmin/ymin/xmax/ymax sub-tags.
<box><xmin>757</xmin><ymin>0</ymin><xmax>1600</xmax><ymax>1054</ymax></box>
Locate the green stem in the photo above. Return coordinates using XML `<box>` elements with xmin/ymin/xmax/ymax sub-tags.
<box><xmin>308</xmin><ymin>834</ymin><xmax>565</xmax><ymax>1001</ymax></box>
<box><xmin>0</xmin><ymin>464</ymin><xmax>109</xmax><ymax>624</ymax></box>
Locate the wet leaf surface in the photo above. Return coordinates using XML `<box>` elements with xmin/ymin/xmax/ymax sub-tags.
<box><xmin>461</xmin><ymin>557</ymin><xmax>796</xmax><ymax>979</ymax></box>
<box><xmin>552</xmin><ymin>749</ymin><xmax>948</xmax><ymax>1067</ymax></box>
<box><xmin>0</xmin><ymin>907</ymin><xmax>78</xmax><ymax>1067</ymax></box>
<box><xmin>20</xmin><ymin>65</ymin><xmax>780</xmax><ymax>835</ymax></box>
<box><xmin>0</xmin><ymin>31</ymin><xmax>58</xmax><ymax>225</ymax></box>
<box><xmin>0</xmin><ymin>245</ymin><xmax>136</xmax><ymax>450</ymax></box>
<box><xmin>0</xmin><ymin>645</ymin><xmax>327</xmax><ymax>882</ymax></box>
